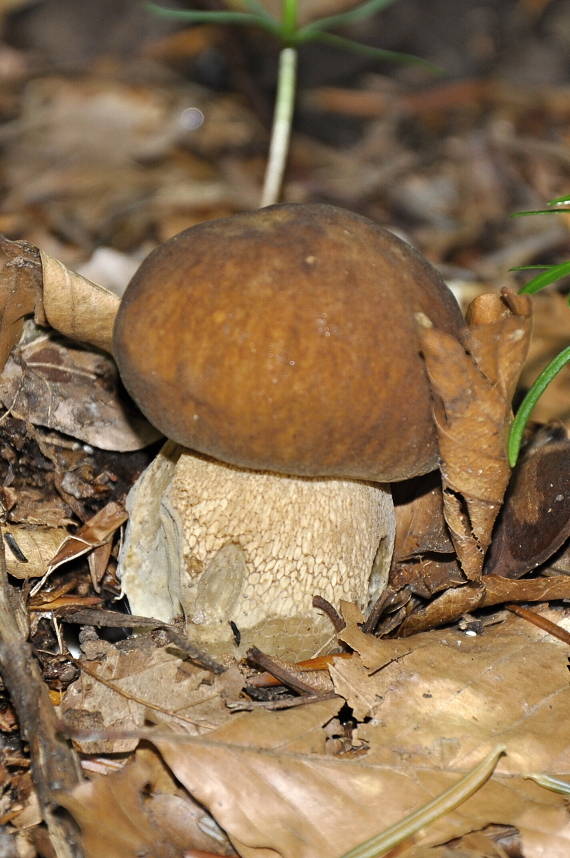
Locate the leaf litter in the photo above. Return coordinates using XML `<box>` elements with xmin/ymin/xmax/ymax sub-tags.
<box><xmin>0</xmin><ymin>4</ymin><xmax>570</xmax><ymax>856</ymax></box>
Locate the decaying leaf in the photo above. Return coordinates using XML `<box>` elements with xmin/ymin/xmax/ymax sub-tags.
<box><xmin>30</xmin><ymin>501</ymin><xmax>127</xmax><ymax>594</ymax></box>
<box><xmin>419</xmin><ymin>289</ymin><xmax>532</xmax><ymax>580</ymax></box>
<box><xmin>56</xmin><ymin>744</ymin><xmax>237</xmax><ymax>858</ymax></box>
<box><xmin>61</xmin><ymin>634</ymin><xmax>231</xmax><ymax>754</ymax></box>
<box><xmin>2</xmin><ymin>524</ymin><xmax>68</xmax><ymax>579</ymax></box>
<box><xmin>0</xmin><ymin>236</ymin><xmax>41</xmax><ymax>370</ymax></box>
<box><xmin>485</xmin><ymin>432</ymin><xmax>570</xmax><ymax>579</ymax></box>
<box><xmin>398</xmin><ymin>574</ymin><xmax>570</xmax><ymax>635</ymax></box>
<box><xmin>0</xmin><ymin>335</ymin><xmax>159</xmax><ymax>451</ymax></box>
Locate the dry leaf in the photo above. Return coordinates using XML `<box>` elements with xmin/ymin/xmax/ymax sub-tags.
<box><xmin>38</xmin><ymin>251</ymin><xmax>119</xmax><ymax>354</ymax></box>
<box><xmin>485</xmin><ymin>434</ymin><xmax>570</xmax><ymax>578</ymax></box>
<box><xmin>58</xmin><ymin>612</ymin><xmax>570</xmax><ymax>858</ymax></box>
<box><xmin>0</xmin><ymin>236</ymin><xmax>41</xmax><ymax>370</ymax></box>
<box><xmin>399</xmin><ymin>574</ymin><xmax>570</xmax><ymax>635</ymax></box>
<box><xmin>419</xmin><ymin>290</ymin><xmax>532</xmax><ymax>579</ymax></box>
<box><xmin>0</xmin><ymin>336</ymin><xmax>159</xmax><ymax>451</ymax></box>
<box><xmin>393</xmin><ymin>475</ymin><xmax>454</xmax><ymax>560</ymax></box>
<box><xmin>61</xmin><ymin>637</ymin><xmax>222</xmax><ymax>754</ymax></box>
<box><xmin>2</xmin><ymin>524</ymin><xmax>67</xmax><ymax>579</ymax></box>
<box><xmin>36</xmin><ymin>501</ymin><xmax>127</xmax><ymax>583</ymax></box>
<box><xmin>57</xmin><ymin>755</ymin><xmax>184</xmax><ymax>858</ymax></box>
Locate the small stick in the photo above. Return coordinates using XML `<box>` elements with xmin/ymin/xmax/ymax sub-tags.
<box><xmin>506</xmin><ymin>603</ymin><xmax>570</xmax><ymax>646</ymax></box>
<box><xmin>228</xmin><ymin>691</ymin><xmax>338</xmax><ymax>711</ymax></box>
<box><xmin>247</xmin><ymin>646</ymin><xmax>325</xmax><ymax>695</ymax></box>
<box><xmin>313</xmin><ymin>595</ymin><xmax>345</xmax><ymax>632</ymax></box>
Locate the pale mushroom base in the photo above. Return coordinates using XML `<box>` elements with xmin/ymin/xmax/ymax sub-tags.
<box><xmin>118</xmin><ymin>442</ymin><xmax>395</xmax><ymax>659</ymax></box>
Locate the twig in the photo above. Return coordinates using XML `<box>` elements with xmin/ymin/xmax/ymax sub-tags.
<box><xmin>247</xmin><ymin>646</ymin><xmax>326</xmax><ymax>695</ymax></box>
<box><xmin>506</xmin><ymin>603</ymin><xmax>570</xmax><ymax>646</ymax></box>
<box><xmin>312</xmin><ymin>595</ymin><xmax>345</xmax><ymax>632</ymax></box>
<box><xmin>228</xmin><ymin>691</ymin><xmax>339</xmax><ymax>711</ymax></box>
<box><xmin>0</xmin><ymin>530</ymin><xmax>83</xmax><ymax>858</ymax></box>
<box><xmin>58</xmin><ymin>609</ymin><xmax>227</xmax><ymax>674</ymax></box>
<box><xmin>162</xmin><ymin>627</ymin><xmax>227</xmax><ymax>675</ymax></box>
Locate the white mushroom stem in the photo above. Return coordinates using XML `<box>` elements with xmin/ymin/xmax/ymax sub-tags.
<box><xmin>118</xmin><ymin>442</ymin><xmax>395</xmax><ymax>659</ymax></box>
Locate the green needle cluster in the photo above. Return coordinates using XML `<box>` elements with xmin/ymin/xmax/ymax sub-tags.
<box><xmin>508</xmin><ymin>194</ymin><xmax>570</xmax><ymax>467</ymax></box>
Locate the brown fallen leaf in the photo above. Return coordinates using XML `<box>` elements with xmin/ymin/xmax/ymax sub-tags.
<box><xmin>57</xmin><ymin>753</ymin><xmax>200</xmax><ymax>858</ymax></box>
<box><xmin>58</xmin><ymin>610</ymin><xmax>570</xmax><ymax>858</ymax></box>
<box><xmin>29</xmin><ymin>500</ymin><xmax>127</xmax><ymax>595</ymax></box>
<box><xmin>398</xmin><ymin>574</ymin><xmax>570</xmax><ymax>635</ymax></box>
<box><xmin>393</xmin><ymin>475</ymin><xmax>455</xmax><ymax>560</ymax></box>
<box><xmin>60</xmin><ymin>634</ymin><xmax>231</xmax><ymax>754</ymax></box>
<box><xmin>419</xmin><ymin>289</ymin><xmax>532</xmax><ymax>580</ymax></box>
<box><xmin>37</xmin><ymin>251</ymin><xmax>119</xmax><ymax>355</ymax></box>
<box><xmin>0</xmin><ymin>335</ymin><xmax>159</xmax><ymax>451</ymax></box>
<box><xmin>0</xmin><ymin>236</ymin><xmax>42</xmax><ymax>370</ymax></box>
<box><xmin>2</xmin><ymin>524</ymin><xmax>68</xmax><ymax>579</ymax></box>
<box><xmin>56</xmin><ymin>745</ymin><xmax>236</xmax><ymax>858</ymax></box>
<box><xmin>485</xmin><ymin>432</ymin><xmax>570</xmax><ymax>579</ymax></box>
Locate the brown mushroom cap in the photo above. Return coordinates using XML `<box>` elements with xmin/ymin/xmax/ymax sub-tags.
<box><xmin>113</xmin><ymin>203</ymin><xmax>464</xmax><ymax>482</ymax></box>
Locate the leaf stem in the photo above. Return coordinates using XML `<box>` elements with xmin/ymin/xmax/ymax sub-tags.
<box><xmin>260</xmin><ymin>46</ymin><xmax>298</xmax><ymax>207</ymax></box>
<box><xmin>508</xmin><ymin>346</ymin><xmax>570</xmax><ymax>467</ymax></box>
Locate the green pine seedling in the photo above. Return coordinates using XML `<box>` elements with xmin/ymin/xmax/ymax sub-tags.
<box><xmin>507</xmin><ymin>193</ymin><xmax>570</xmax><ymax>467</ymax></box>
<box><xmin>149</xmin><ymin>0</ymin><xmax>439</xmax><ymax>206</ymax></box>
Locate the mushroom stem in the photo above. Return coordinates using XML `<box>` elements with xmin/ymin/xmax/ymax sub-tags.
<box><xmin>260</xmin><ymin>46</ymin><xmax>297</xmax><ymax>207</ymax></box>
<box><xmin>118</xmin><ymin>443</ymin><xmax>395</xmax><ymax>659</ymax></box>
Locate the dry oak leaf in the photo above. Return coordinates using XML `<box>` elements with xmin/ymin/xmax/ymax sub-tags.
<box><xmin>0</xmin><ymin>335</ymin><xmax>159</xmax><ymax>451</ymax></box>
<box><xmin>419</xmin><ymin>290</ymin><xmax>532</xmax><ymax>580</ymax></box>
<box><xmin>146</xmin><ymin>700</ymin><xmax>570</xmax><ymax>857</ymax></box>
<box><xmin>0</xmin><ymin>238</ymin><xmax>118</xmax><ymax>373</ymax></box>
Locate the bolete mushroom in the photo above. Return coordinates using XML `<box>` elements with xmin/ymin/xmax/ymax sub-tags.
<box><xmin>113</xmin><ymin>203</ymin><xmax>464</xmax><ymax>658</ymax></box>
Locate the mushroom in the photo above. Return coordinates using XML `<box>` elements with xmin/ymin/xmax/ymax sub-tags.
<box><xmin>113</xmin><ymin>203</ymin><xmax>464</xmax><ymax>658</ymax></box>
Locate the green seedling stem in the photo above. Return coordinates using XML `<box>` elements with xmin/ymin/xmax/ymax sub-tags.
<box><xmin>507</xmin><ymin>194</ymin><xmax>570</xmax><ymax>467</ymax></box>
<box><xmin>507</xmin><ymin>346</ymin><xmax>570</xmax><ymax>468</ymax></box>
<box><xmin>148</xmin><ymin>0</ymin><xmax>435</xmax><ymax>206</ymax></box>
<box><xmin>261</xmin><ymin>45</ymin><xmax>297</xmax><ymax>207</ymax></box>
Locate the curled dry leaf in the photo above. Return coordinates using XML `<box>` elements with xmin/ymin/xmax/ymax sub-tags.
<box><xmin>485</xmin><ymin>432</ymin><xmax>570</xmax><ymax>578</ymax></box>
<box><xmin>390</xmin><ymin>475</ymin><xmax>464</xmax><ymax>602</ymax></box>
<box><xmin>398</xmin><ymin>574</ymin><xmax>570</xmax><ymax>636</ymax></box>
<box><xmin>37</xmin><ymin>251</ymin><xmax>119</xmax><ymax>355</ymax></box>
<box><xmin>29</xmin><ymin>500</ymin><xmax>127</xmax><ymax>593</ymax></box>
<box><xmin>419</xmin><ymin>289</ymin><xmax>532</xmax><ymax>580</ymax></box>
<box><xmin>0</xmin><ymin>236</ymin><xmax>42</xmax><ymax>369</ymax></box>
<box><xmin>0</xmin><ymin>239</ymin><xmax>119</xmax><ymax>373</ymax></box>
